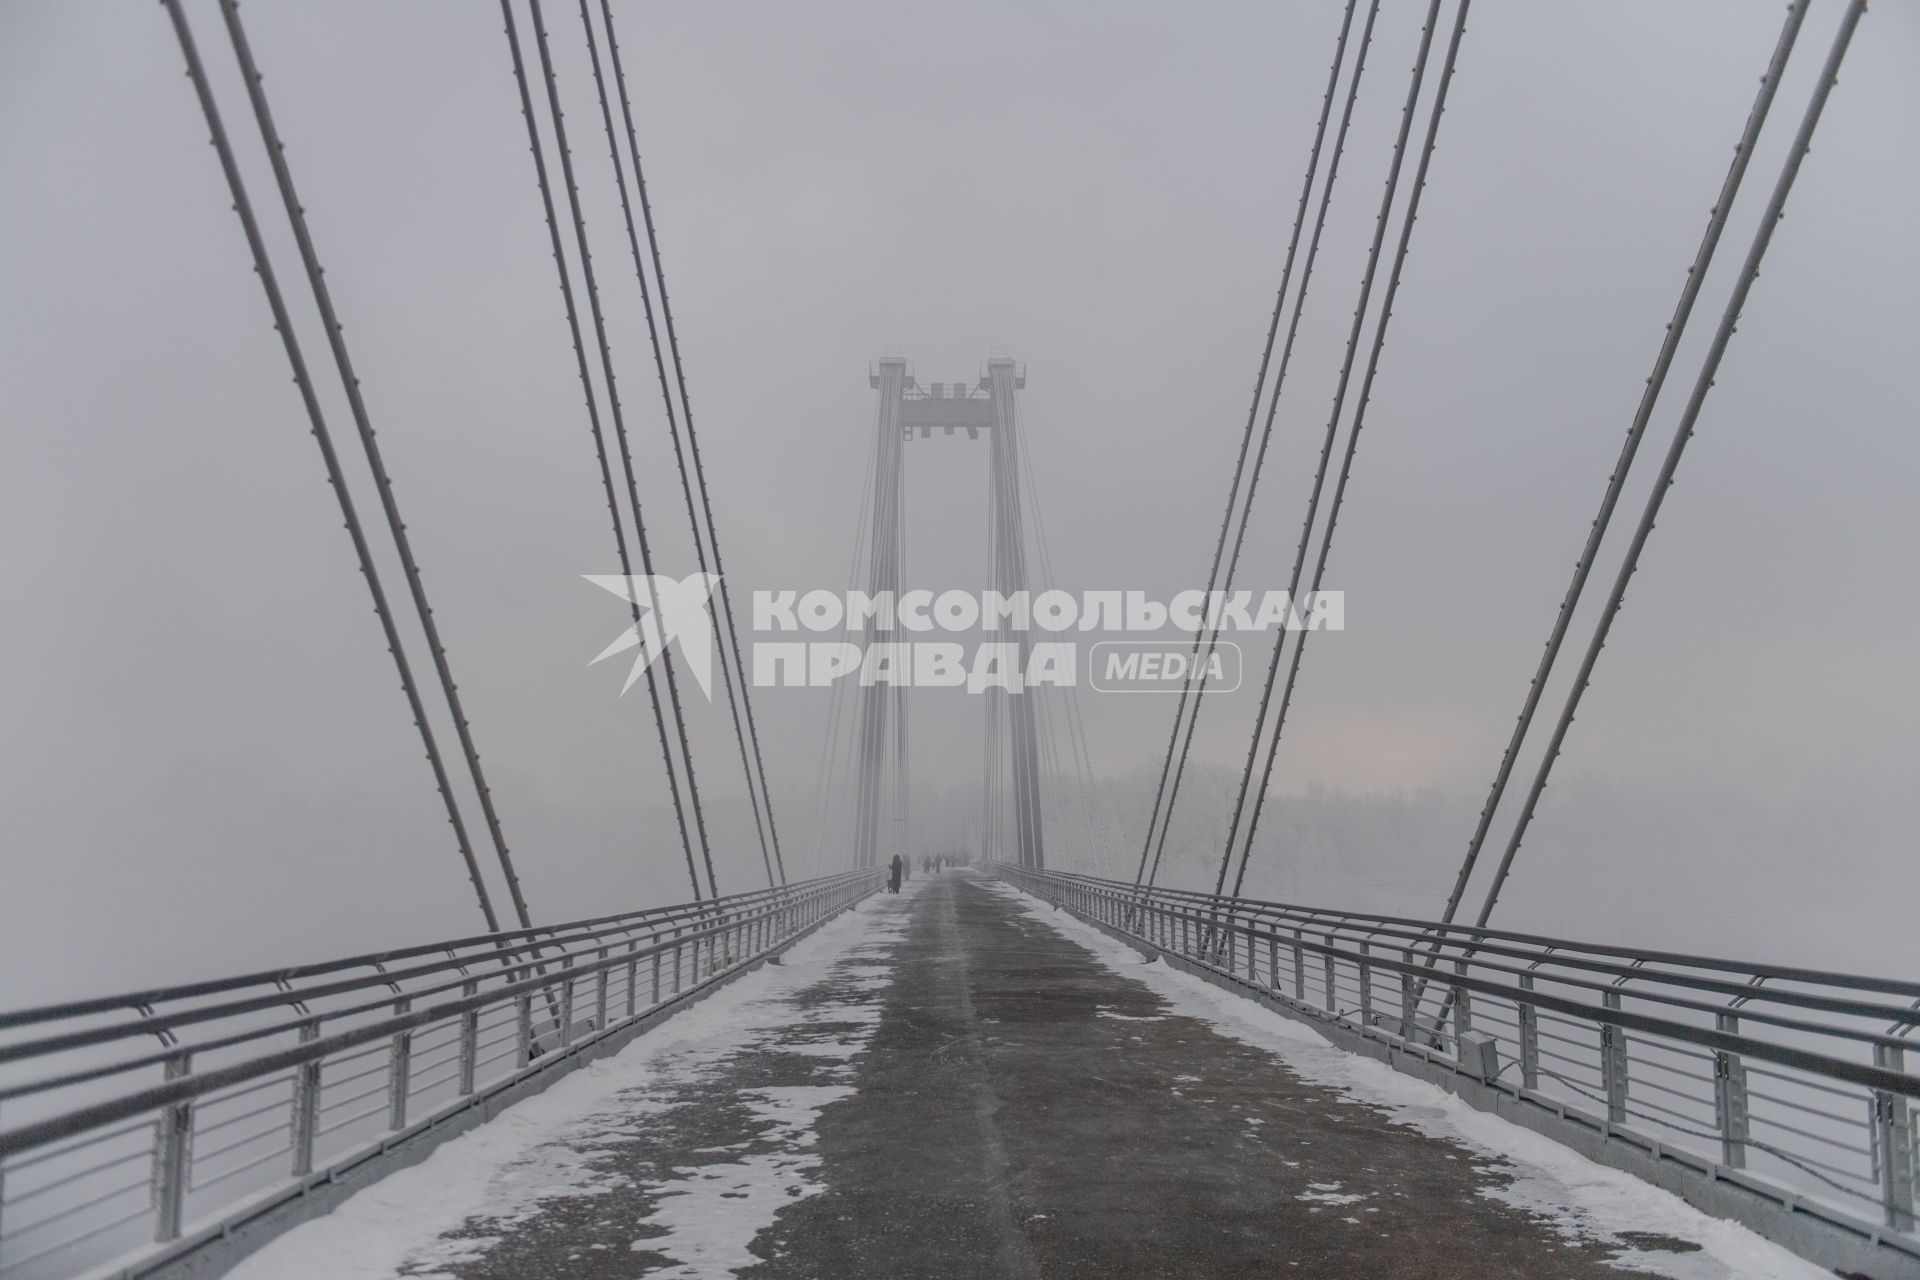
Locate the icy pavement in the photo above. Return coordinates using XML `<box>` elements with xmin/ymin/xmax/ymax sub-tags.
<box><xmin>224</xmin><ymin>872</ymin><xmax>1828</xmax><ymax>1279</ymax></box>
<box><xmin>979</xmin><ymin>878</ymin><xmax>1828</xmax><ymax>1280</ymax></box>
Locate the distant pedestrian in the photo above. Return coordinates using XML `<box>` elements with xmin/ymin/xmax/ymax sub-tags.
<box><xmin>888</xmin><ymin>854</ymin><xmax>903</xmax><ymax>894</ymax></box>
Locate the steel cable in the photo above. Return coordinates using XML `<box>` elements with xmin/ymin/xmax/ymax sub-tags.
<box><xmin>601</xmin><ymin>0</ymin><xmax>790</xmax><ymax>888</ymax></box>
<box><xmin>498</xmin><ymin>0</ymin><xmax>706</xmax><ymax>903</ymax></box>
<box><xmin>1132</xmin><ymin>0</ymin><xmax>1367</xmax><ymax>890</ymax></box>
<box><xmin>1436</xmin><ymin>0</ymin><xmax>1810</xmax><ymax>936</ymax></box>
<box><xmin>1223</xmin><ymin>0</ymin><xmax>1470</xmax><ymax>899</ymax></box>
<box><xmin>810</xmin><ymin>424</ymin><xmax>881</xmax><ymax>875</ymax></box>
<box><xmin>161</xmin><ymin>0</ymin><xmax>501</xmax><ymax>932</ymax></box>
<box><xmin>519</xmin><ymin>0</ymin><xmax>721</xmax><ymax>900</ymax></box>
<box><xmin>1013</xmin><ymin>406</ymin><xmax>1114</xmax><ymax>879</ymax></box>
<box><xmin>215</xmin><ymin>0</ymin><xmax>537</xmax><ymax>928</ymax></box>
<box><xmin>1466</xmin><ymin>0</ymin><xmax>1867</xmax><ymax>931</ymax></box>
<box><xmin>1402</xmin><ymin>2</ymin><xmax>1813</xmax><ymax>1027</ymax></box>
<box><xmin>577</xmin><ymin>0</ymin><xmax>783</xmax><ymax>887</ymax></box>
<box><xmin>1144</xmin><ymin>0</ymin><xmax>1379</xmax><ymax>892</ymax></box>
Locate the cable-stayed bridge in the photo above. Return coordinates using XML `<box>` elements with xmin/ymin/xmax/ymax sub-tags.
<box><xmin>1</xmin><ymin>1</ymin><xmax>1914</xmax><ymax>1278</ymax></box>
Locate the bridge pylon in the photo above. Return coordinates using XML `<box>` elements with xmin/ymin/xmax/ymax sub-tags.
<box><xmin>851</xmin><ymin>353</ymin><xmax>1045</xmax><ymax>871</ymax></box>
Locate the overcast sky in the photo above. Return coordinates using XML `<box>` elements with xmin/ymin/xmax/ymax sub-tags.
<box><xmin>1</xmin><ymin>1</ymin><xmax>1914</xmax><ymax>1002</ymax></box>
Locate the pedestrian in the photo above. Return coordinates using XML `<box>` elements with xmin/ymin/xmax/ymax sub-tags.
<box><xmin>888</xmin><ymin>853</ymin><xmax>903</xmax><ymax>894</ymax></box>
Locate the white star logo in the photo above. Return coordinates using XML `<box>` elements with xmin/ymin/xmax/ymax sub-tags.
<box><xmin>582</xmin><ymin>573</ymin><xmax>722</xmax><ymax>699</ymax></box>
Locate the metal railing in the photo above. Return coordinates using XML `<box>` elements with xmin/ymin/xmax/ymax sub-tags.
<box><xmin>0</xmin><ymin>870</ymin><xmax>883</xmax><ymax>1280</ymax></box>
<box><xmin>999</xmin><ymin>866</ymin><xmax>1920</xmax><ymax>1263</ymax></box>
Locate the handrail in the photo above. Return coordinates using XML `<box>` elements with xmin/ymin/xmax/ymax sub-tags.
<box><xmin>1</xmin><ymin>895</ymin><xmax>790</xmax><ymax>1067</ymax></box>
<box><xmin>1051</xmin><ymin>869</ymin><xmax>1920</xmax><ymax>998</ymax></box>
<box><xmin>0</xmin><ymin>869</ymin><xmax>884</xmax><ymax>1280</ymax></box>
<box><xmin>0</xmin><ymin>893</ymin><xmax>822</xmax><ymax>1104</ymax></box>
<box><xmin>0</xmin><ymin>885</ymin><xmax>803</xmax><ymax>1030</ymax></box>
<box><xmin>1097</xmin><ymin>871</ymin><xmax>1911</xmax><ymax>990</ymax></box>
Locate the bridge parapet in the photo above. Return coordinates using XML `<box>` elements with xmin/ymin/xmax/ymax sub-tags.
<box><xmin>0</xmin><ymin>870</ymin><xmax>884</xmax><ymax>1280</ymax></box>
<box><xmin>998</xmin><ymin>865</ymin><xmax>1920</xmax><ymax>1278</ymax></box>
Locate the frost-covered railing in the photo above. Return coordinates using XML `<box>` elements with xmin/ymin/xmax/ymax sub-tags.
<box><xmin>1000</xmin><ymin>866</ymin><xmax>1920</xmax><ymax>1262</ymax></box>
<box><xmin>0</xmin><ymin>869</ymin><xmax>883</xmax><ymax>1280</ymax></box>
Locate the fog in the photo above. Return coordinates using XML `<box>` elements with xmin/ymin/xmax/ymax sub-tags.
<box><xmin>1</xmin><ymin>1</ymin><xmax>1915</xmax><ymax>1008</ymax></box>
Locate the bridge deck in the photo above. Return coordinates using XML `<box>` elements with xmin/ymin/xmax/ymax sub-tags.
<box><xmin>231</xmin><ymin>872</ymin><xmax>1819</xmax><ymax>1279</ymax></box>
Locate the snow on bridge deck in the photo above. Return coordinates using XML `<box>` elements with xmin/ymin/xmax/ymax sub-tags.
<box><xmin>229</xmin><ymin>872</ymin><xmax>1824</xmax><ymax>1279</ymax></box>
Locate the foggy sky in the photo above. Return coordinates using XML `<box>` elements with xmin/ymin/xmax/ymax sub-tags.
<box><xmin>2</xmin><ymin>1</ymin><xmax>1915</xmax><ymax>1004</ymax></box>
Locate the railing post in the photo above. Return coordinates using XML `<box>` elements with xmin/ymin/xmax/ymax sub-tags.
<box><xmin>1292</xmin><ymin>934</ymin><xmax>1305</xmax><ymax>1001</ymax></box>
<box><xmin>595</xmin><ymin>948</ymin><xmax>609</xmax><ymax>1035</ymax></box>
<box><xmin>1518</xmin><ymin>975</ymin><xmax>1539</xmax><ymax>1090</ymax></box>
<box><xmin>1401</xmin><ymin>970</ymin><xmax>1419</xmax><ymax>1044</ymax></box>
<box><xmin>625</xmin><ymin>950</ymin><xmax>638</xmax><ymax>1019</ymax></box>
<box><xmin>559</xmin><ymin>960</ymin><xmax>577</xmax><ymax>1050</ymax></box>
<box><xmin>651</xmin><ymin>938</ymin><xmax>663</xmax><ymax>1005</ymax></box>
<box><xmin>1268</xmin><ymin>933</ymin><xmax>1280</xmax><ymax>992</ymax></box>
<box><xmin>1872</xmin><ymin>1043</ymin><xmax>1915</xmax><ymax>1230</ymax></box>
<box><xmin>1601</xmin><ymin>990</ymin><xmax>1629</xmax><ymax>1125</ymax></box>
<box><xmin>1323</xmin><ymin>936</ymin><xmax>1336</xmax><ymax>1013</ymax></box>
<box><xmin>458</xmin><ymin>983</ymin><xmax>478</xmax><ymax>1097</ymax></box>
<box><xmin>1712</xmin><ymin>1011</ymin><xmax>1747</xmax><ymax>1170</ymax></box>
<box><xmin>515</xmin><ymin>992</ymin><xmax>533</xmax><ymax>1068</ymax></box>
<box><xmin>1452</xmin><ymin>958</ymin><xmax>1471</xmax><ymax>1042</ymax></box>
<box><xmin>150</xmin><ymin>1051</ymin><xmax>192</xmax><ymax>1242</ymax></box>
<box><xmin>291</xmin><ymin>1020</ymin><xmax>320</xmax><ymax>1176</ymax></box>
<box><xmin>674</xmin><ymin>932</ymin><xmax>684</xmax><ymax>994</ymax></box>
<box><xmin>1358</xmin><ymin>941</ymin><xmax>1373</xmax><ymax>1027</ymax></box>
<box><xmin>387</xmin><ymin>996</ymin><xmax>412</xmax><ymax>1130</ymax></box>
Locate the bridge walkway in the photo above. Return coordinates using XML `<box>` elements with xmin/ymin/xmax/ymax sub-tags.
<box><xmin>230</xmin><ymin>872</ymin><xmax>1818</xmax><ymax>1279</ymax></box>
